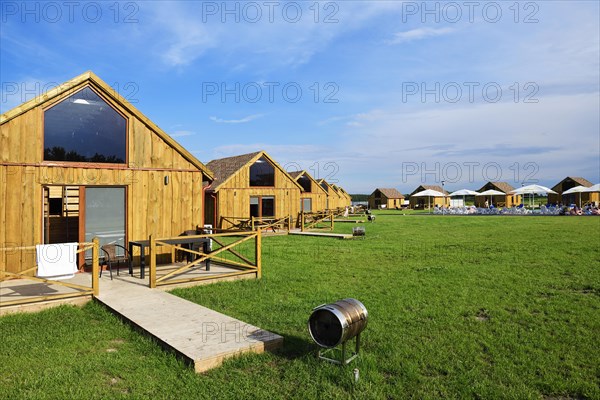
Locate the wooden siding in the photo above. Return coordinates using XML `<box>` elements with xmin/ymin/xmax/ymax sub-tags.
<box><xmin>299</xmin><ymin>179</ymin><xmax>327</xmax><ymax>212</ymax></box>
<box><xmin>0</xmin><ymin>80</ymin><xmax>207</xmax><ymax>274</ymax></box>
<box><xmin>215</xmin><ymin>162</ymin><xmax>301</xmax><ymax>229</ymax></box>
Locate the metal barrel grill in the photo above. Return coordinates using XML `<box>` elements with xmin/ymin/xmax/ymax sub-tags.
<box><xmin>308</xmin><ymin>298</ymin><xmax>368</xmax><ymax>363</ymax></box>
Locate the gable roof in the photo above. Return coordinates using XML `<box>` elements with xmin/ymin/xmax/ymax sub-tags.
<box><xmin>316</xmin><ymin>179</ymin><xmax>336</xmax><ymax>196</ymax></box>
<box><xmin>410</xmin><ymin>185</ymin><xmax>449</xmax><ymax>196</ymax></box>
<box><xmin>206</xmin><ymin>150</ymin><xmax>303</xmax><ymax>192</ymax></box>
<box><xmin>287</xmin><ymin>170</ymin><xmax>328</xmax><ymax>195</ymax></box>
<box><xmin>336</xmin><ymin>186</ymin><xmax>352</xmax><ymax>199</ymax></box>
<box><xmin>551</xmin><ymin>176</ymin><xmax>593</xmax><ymax>191</ymax></box>
<box><xmin>370</xmin><ymin>188</ymin><xmax>404</xmax><ymax>199</ymax></box>
<box><xmin>0</xmin><ymin>71</ymin><xmax>213</xmax><ymax>180</ymax></box>
<box><xmin>477</xmin><ymin>182</ymin><xmax>516</xmax><ymax>194</ymax></box>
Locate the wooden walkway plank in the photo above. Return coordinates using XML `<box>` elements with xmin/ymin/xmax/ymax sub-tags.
<box><xmin>288</xmin><ymin>231</ymin><xmax>354</xmax><ymax>239</ymax></box>
<box><xmin>96</xmin><ymin>278</ymin><xmax>282</xmax><ymax>373</ymax></box>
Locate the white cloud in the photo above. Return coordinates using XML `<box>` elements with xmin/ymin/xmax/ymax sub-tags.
<box><xmin>388</xmin><ymin>28</ymin><xmax>455</xmax><ymax>45</ymax></box>
<box><xmin>209</xmin><ymin>114</ymin><xmax>264</xmax><ymax>124</ymax></box>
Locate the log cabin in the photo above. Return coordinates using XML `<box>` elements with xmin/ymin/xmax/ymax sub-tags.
<box><xmin>408</xmin><ymin>185</ymin><xmax>449</xmax><ymax>209</ymax></box>
<box><xmin>288</xmin><ymin>170</ymin><xmax>328</xmax><ymax>213</ymax></box>
<box><xmin>205</xmin><ymin>151</ymin><xmax>302</xmax><ymax>230</ymax></box>
<box><xmin>475</xmin><ymin>182</ymin><xmax>521</xmax><ymax>208</ymax></box>
<box><xmin>331</xmin><ymin>184</ymin><xmax>352</xmax><ymax>208</ymax></box>
<box><xmin>548</xmin><ymin>177</ymin><xmax>597</xmax><ymax>206</ymax></box>
<box><xmin>316</xmin><ymin>179</ymin><xmax>342</xmax><ymax>210</ymax></box>
<box><xmin>368</xmin><ymin>188</ymin><xmax>404</xmax><ymax>209</ymax></box>
<box><xmin>0</xmin><ymin>71</ymin><xmax>213</xmax><ymax>274</ymax></box>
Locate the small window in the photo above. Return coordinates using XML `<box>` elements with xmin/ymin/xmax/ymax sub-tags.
<box><xmin>301</xmin><ymin>198</ymin><xmax>312</xmax><ymax>212</ymax></box>
<box><xmin>250</xmin><ymin>157</ymin><xmax>274</xmax><ymax>186</ymax></box>
<box><xmin>320</xmin><ymin>182</ymin><xmax>328</xmax><ymax>192</ymax></box>
<box><xmin>298</xmin><ymin>175</ymin><xmax>311</xmax><ymax>192</ymax></box>
<box><xmin>44</xmin><ymin>87</ymin><xmax>127</xmax><ymax>163</ymax></box>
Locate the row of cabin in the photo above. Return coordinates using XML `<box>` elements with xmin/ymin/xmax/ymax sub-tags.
<box><xmin>0</xmin><ymin>72</ymin><xmax>351</xmax><ymax>275</ymax></box>
<box><xmin>204</xmin><ymin>152</ymin><xmax>350</xmax><ymax>230</ymax></box>
<box><xmin>369</xmin><ymin>178</ymin><xmax>599</xmax><ymax>209</ymax></box>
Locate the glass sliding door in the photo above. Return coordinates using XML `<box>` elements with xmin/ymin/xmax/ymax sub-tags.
<box><xmin>85</xmin><ymin>187</ymin><xmax>125</xmax><ymax>258</ymax></box>
<box><xmin>261</xmin><ymin>196</ymin><xmax>275</xmax><ymax>217</ymax></box>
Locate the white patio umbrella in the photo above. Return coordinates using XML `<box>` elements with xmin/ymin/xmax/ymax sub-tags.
<box><xmin>581</xmin><ymin>183</ymin><xmax>600</xmax><ymax>193</ymax></box>
<box><xmin>510</xmin><ymin>184</ymin><xmax>557</xmax><ymax>208</ymax></box>
<box><xmin>449</xmin><ymin>189</ymin><xmax>479</xmax><ymax>207</ymax></box>
<box><xmin>562</xmin><ymin>185</ymin><xmax>588</xmax><ymax>207</ymax></box>
<box><xmin>411</xmin><ymin>189</ymin><xmax>447</xmax><ymax>213</ymax></box>
<box><xmin>476</xmin><ymin>189</ymin><xmax>505</xmax><ymax>207</ymax></box>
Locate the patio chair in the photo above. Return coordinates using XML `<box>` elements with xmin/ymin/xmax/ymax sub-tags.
<box><xmin>100</xmin><ymin>244</ymin><xmax>131</xmax><ymax>280</ymax></box>
<box><xmin>183</xmin><ymin>230</ymin><xmax>202</xmax><ymax>264</ymax></box>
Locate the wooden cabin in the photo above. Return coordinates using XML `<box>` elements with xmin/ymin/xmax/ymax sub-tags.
<box><xmin>316</xmin><ymin>179</ymin><xmax>342</xmax><ymax>210</ymax></box>
<box><xmin>548</xmin><ymin>177</ymin><xmax>597</xmax><ymax>206</ymax></box>
<box><xmin>409</xmin><ymin>185</ymin><xmax>449</xmax><ymax>209</ymax></box>
<box><xmin>205</xmin><ymin>151</ymin><xmax>302</xmax><ymax>229</ymax></box>
<box><xmin>368</xmin><ymin>188</ymin><xmax>404</xmax><ymax>209</ymax></box>
<box><xmin>475</xmin><ymin>182</ymin><xmax>521</xmax><ymax>207</ymax></box>
<box><xmin>288</xmin><ymin>171</ymin><xmax>328</xmax><ymax>213</ymax></box>
<box><xmin>0</xmin><ymin>71</ymin><xmax>213</xmax><ymax>275</ymax></box>
<box><xmin>331</xmin><ymin>185</ymin><xmax>352</xmax><ymax>207</ymax></box>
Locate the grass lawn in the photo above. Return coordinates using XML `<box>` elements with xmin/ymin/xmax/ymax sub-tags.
<box><xmin>1</xmin><ymin>214</ymin><xmax>599</xmax><ymax>399</ymax></box>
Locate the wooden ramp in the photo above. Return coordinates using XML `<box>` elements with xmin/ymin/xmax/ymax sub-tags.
<box><xmin>323</xmin><ymin>219</ymin><xmax>365</xmax><ymax>223</ymax></box>
<box><xmin>288</xmin><ymin>231</ymin><xmax>354</xmax><ymax>239</ymax></box>
<box><xmin>96</xmin><ymin>278</ymin><xmax>283</xmax><ymax>373</ymax></box>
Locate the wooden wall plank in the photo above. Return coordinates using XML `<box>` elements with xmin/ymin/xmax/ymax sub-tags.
<box><xmin>0</xmin><ymin>166</ymin><xmax>6</xmax><ymax>271</ymax></box>
<box><xmin>5</xmin><ymin>166</ymin><xmax>23</xmax><ymax>273</ymax></box>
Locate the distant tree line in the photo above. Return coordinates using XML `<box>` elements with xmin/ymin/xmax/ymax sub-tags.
<box><xmin>350</xmin><ymin>194</ymin><xmax>368</xmax><ymax>201</ymax></box>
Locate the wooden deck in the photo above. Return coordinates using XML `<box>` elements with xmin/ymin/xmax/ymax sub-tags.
<box><xmin>288</xmin><ymin>231</ymin><xmax>354</xmax><ymax>239</ymax></box>
<box><xmin>1</xmin><ymin>265</ymin><xmax>283</xmax><ymax>373</ymax></box>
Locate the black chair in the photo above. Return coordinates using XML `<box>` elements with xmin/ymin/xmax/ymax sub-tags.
<box><xmin>182</xmin><ymin>230</ymin><xmax>201</xmax><ymax>264</ymax></box>
<box><xmin>100</xmin><ymin>244</ymin><xmax>131</xmax><ymax>280</ymax></box>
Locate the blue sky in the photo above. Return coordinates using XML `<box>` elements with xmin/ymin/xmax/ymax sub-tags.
<box><xmin>1</xmin><ymin>0</ymin><xmax>599</xmax><ymax>193</ymax></box>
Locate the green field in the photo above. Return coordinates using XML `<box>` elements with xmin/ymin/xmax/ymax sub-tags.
<box><xmin>1</xmin><ymin>214</ymin><xmax>599</xmax><ymax>399</ymax></box>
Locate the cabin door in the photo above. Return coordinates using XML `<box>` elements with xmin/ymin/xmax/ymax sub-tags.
<box><xmin>83</xmin><ymin>187</ymin><xmax>126</xmax><ymax>260</ymax></box>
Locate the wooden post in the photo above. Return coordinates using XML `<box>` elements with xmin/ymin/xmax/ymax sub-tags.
<box><xmin>255</xmin><ymin>231</ymin><xmax>262</xmax><ymax>279</ymax></box>
<box><xmin>301</xmin><ymin>212</ymin><xmax>305</xmax><ymax>232</ymax></box>
<box><xmin>251</xmin><ymin>216</ymin><xmax>255</xmax><ymax>231</ymax></box>
<box><xmin>149</xmin><ymin>234</ymin><xmax>156</xmax><ymax>288</ymax></box>
<box><xmin>330</xmin><ymin>212</ymin><xmax>334</xmax><ymax>231</ymax></box>
<box><xmin>92</xmin><ymin>237</ymin><xmax>99</xmax><ymax>296</ymax></box>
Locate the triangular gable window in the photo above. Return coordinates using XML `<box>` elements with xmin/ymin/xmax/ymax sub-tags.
<box><xmin>249</xmin><ymin>156</ymin><xmax>274</xmax><ymax>187</ymax></box>
<box><xmin>44</xmin><ymin>86</ymin><xmax>127</xmax><ymax>163</ymax></box>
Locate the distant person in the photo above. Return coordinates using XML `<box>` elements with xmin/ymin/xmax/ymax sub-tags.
<box><xmin>484</xmin><ymin>200</ymin><xmax>489</xmax><ymax>208</ymax></box>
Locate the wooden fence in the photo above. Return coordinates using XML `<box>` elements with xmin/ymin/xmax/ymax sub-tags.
<box><xmin>219</xmin><ymin>215</ymin><xmax>292</xmax><ymax>232</ymax></box>
<box><xmin>148</xmin><ymin>231</ymin><xmax>261</xmax><ymax>288</ymax></box>
<box><xmin>300</xmin><ymin>211</ymin><xmax>335</xmax><ymax>231</ymax></box>
<box><xmin>0</xmin><ymin>238</ymin><xmax>100</xmax><ymax>308</ymax></box>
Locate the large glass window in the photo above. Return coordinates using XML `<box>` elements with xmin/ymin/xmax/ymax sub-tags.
<box><xmin>298</xmin><ymin>175</ymin><xmax>311</xmax><ymax>192</ymax></box>
<box><xmin>44</xmin><ymin>87</ymin><xmax>127</xmax><ymax>163</ymax></box>
<box><xmin>250</xmin><ymin>196</ymin><xmax>275</xmax><ymax>217</ymax></box>
<box><xmin>249</xmin><ymin>157</ymin><xmax>274</xmax><ymax>186</ymax></box>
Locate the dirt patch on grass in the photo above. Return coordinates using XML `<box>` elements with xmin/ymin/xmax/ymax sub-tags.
<box><xmin>475</xmin><ymin>309</ymin><xmax>490</xmax><ymax>322</ymax></box>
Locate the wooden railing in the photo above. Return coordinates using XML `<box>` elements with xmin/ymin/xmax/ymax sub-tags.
<box><xmin>219</xmin><ymin>215</ymin><xmax>292</xmax><ymax>232</ymax></box>
<box><xmin>300</xmin><ymin>211</ymin><xmax>334</xmax><ymax>231</ymax></box>
<box><xmin>0</xmin><ymin>238</ymin><xmax>100</xmax><ymax>308</ymax></box>
<box><xmin>148</xmin><ymin>231</ymin><xmax>261</xmax><ymax>288</ymax></box>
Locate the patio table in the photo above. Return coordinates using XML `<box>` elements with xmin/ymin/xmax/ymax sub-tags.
<box><xmin>128</xmin><ymin>237</ymin><xmax>211</xmax><ymax>279</ymax></box>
